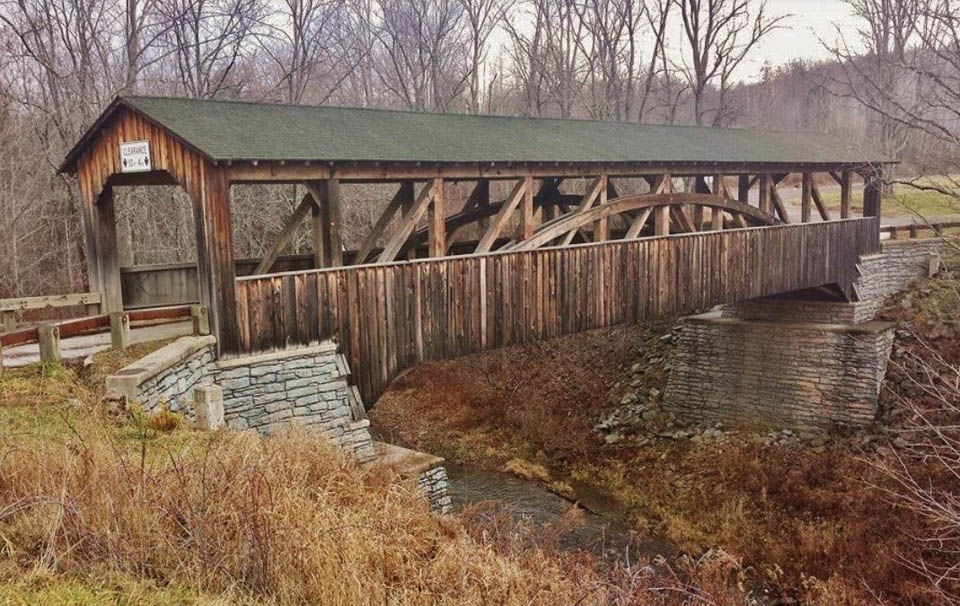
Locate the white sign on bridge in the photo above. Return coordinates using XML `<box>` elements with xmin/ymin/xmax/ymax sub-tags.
<box><xmin>119</xmin><ymin>140</ymin><xmax>151</xmax><ymax>173</ymax></box>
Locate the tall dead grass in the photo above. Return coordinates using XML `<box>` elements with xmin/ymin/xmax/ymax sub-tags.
<box><xmin>0</xmin><ymin>400</ymin><xmax>746</xmax><ymax>605</ymax></box>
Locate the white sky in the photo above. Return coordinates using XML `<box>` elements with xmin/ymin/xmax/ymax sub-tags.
<box><xmin>735</xmin><ymin>0</ymin><xmax>866</xmax><ymax>80</ymax></box>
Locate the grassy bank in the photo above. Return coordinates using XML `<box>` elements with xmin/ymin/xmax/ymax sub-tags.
<box><xmin>0</xmin><ymin>351</ymin><xmax>759</xmax><ymax>604</ymax></box>
<box><xmin>371</xmin><ymin>260</ymin><xmax>960</xmax><ymax>604</ymax></box>
<box><xmin>815</xmin><ymin>178</ymin><xmax>959</xmax><ymax>219</ymax></box>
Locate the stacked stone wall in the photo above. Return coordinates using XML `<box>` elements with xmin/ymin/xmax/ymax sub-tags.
<box><xmin>107</xmin><ymin>338</ymin><xmax>375</xmax><ymax>463</ymax></box>
<box><xmin>105</xmin><ymin>336</ymin><xmax>217</xmax><ymax>417</ymax></box>
<box><xmin>418</xmin><ymin>466</ymin><xmax>453</xmax><ymax>513</ymax></box>
<box><xmin>136</xmin><ymin>346</ymin><xmax>215</xmax><ymax>416</ymax></box>
<box><xmin>856</xmin><ymin>239</ymin><xmax>941</xmax><ymax>301</ymax></box>
<box><xmin>663</xmin><ymin>316</ymin><xmax>895</xmax><ymax>430</ymax></box>
<box><xmin>217</xmin><ymin>344</ymin><xmax>375</xmax><ymax>462</ymax></box>
<box><xmin>724</xmin><ymin>298</ymin><xmax>883</xmax><ymax>325</ymax></box>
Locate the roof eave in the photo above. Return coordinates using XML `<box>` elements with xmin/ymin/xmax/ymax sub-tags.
<box><xmin>59</xmin><ymin>96</ymin><xmax>127</xmax><ymax>174</ymax></box>
<box><xmin>59</xmin><ymin>96</ymin><xmax>219</xmax><ymax>175</ymax></box>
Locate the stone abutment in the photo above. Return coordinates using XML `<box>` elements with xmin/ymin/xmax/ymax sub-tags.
<box><xmin>663</xmin><ymin>238</ymin><xmax>942</xmax><ymax>431</ymax></box>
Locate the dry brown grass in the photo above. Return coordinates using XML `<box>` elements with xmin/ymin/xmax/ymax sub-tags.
<box><xmin>372</xmin><ymin>323</ymin><xmax>669</xmax><ymax>470</ymax></box>
<box><xmin>0</xmin><ymin>412</ymin><xmax>591</xmax><ymax>604</ymax></box>
<box><xmin>0</xmin><ymin>360</ymin><xmax>752</xmax><ymax>605</ymax></box>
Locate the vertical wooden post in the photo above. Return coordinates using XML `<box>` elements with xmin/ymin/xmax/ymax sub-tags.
<box><xmin>477</xmin><ymin>179</ymin><xmax>491</xmax><ymax>231</ymax></box>
<box><xmin>520</xmin><ymin>175</ymin><xmax>536</xmax><ymax>241</ymax></box>
<box><xmin>96</xmin><ymin>186</ymin><xmax>124</xmax><ymax>313</ymax></box>
<box><xmin>38</xmin><ymin>324</ymin><xmax>61</xmax><ymax>364</ymax></box>
<box><xmin>863</xmin><ymin>174</ymin><xmax>883</xmax><ymax>218</ymax></box>
<box><xmin>191</xmin><ymin>304</ymin><xmax>210</xmax><ymax>335</ymax></box>
<box><xmin>801</xmin><ymin>173</ymin><xmax>813</xmax><ymax>223</ymax></box>
<box><xmin>738</xmin><ymin>174</ymin><xmax>751</xmax><ymax>204</ymax></box>
<box><xmin>311</xmin><ymin>200</ymin><xmax>325</xmax><ymax>268</ymax></box>
<box><xmin>325</xmin><ymin>179</ymin><xmax>343</xmax><ymax>266</ymax></box>
<box><xmin>80</xmin><ymin>186</ymin><xmax>101</xmax><ymax>304</ymax></box>
<box><xmin>400</xmin><ymin>182</ymin><xmax>417</xmax><ymax>260</ymax></box>
<box><xmin>193</xmin><ymin>163</ymin><xmax>239</xmax><ymax>354</ymax></box>
<box><xmin>428</xmin><ymin>178</ymin><xmax>445</xmax><ymax>257</ymax></box>
<box><xmin>759</xmin><ymin>174</ymin><xmax>772</xmax><ymax>215</ymax></box>
<box><xmin>840</xmin><ymin>170</ymin><xmax>852</xmax><ymax>219</ymax></box>
<box><xmin>592</xmin><ymin>175</ymin><xmax>608</xmax><ymax>241</ymax></box>
<box><xmin>110</xmin><ymin>312</ymin><xmax>130</xmax><ymax>351</ymax></box>
<box><xmin>655</xmin><ymin>206</ymin><xmax>670</xmax><ymax>236</ymax></box>
<box><xmin>710</xmin><ymin>174</ymin><xmax>724</xmax><ymax>230</ymax></box>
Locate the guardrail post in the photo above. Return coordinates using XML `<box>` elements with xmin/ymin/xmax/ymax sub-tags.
<box><xmin>1</xmin><ymin>311</ymin><xmax>15</xmax><ymax>333</ymax></box>
<box><xmin>38</xmin><ymin>324</ymin><xmax>61</xmax><ymax>364</ymax></box>
<box><xmin>193</xmin><ymin>384</ymin><xmax>224</xmax><ymax>430</ymax></box>
<box><xmin>110</xmin><ymin>312</ymin><xmax>130</xmax><ymax>351</ymax></box>
<box><xmin>191</xmin><ymin>305</ymin><xmax>210</xmax><ymax>336</ymax></box>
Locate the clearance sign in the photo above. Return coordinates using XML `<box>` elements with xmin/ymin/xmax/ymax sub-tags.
<box><xmin>119</xmin><ymin>140</ymin><xmax>151</xmax><ymax>173</ymax></box>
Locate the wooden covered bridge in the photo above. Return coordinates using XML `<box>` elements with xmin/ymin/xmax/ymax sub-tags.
<box><xmin>61</xmin><ymin>96</ymin><xmax>889</xmax><ymax>404</ymax></box>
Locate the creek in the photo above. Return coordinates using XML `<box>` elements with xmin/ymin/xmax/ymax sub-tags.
<box><xmin>445</xmin><ymin>462</ymin><xmax>676</xmax><ymax>563</ymax></box>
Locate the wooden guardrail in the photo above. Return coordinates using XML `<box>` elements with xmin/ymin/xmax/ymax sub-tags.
<box><xmin>233</xmin><ymin>218</ymin><xmax>880</xmax><ymax>406</ymax></box>
<box><xmin>0</xmin><ymin>305</ymin><xmax>199</xmax><ymax>368</ymax></box>
<box><xmin>882</xmin><ymin>221</ymin><xmax>960</xmax><ymax>239</ymax></box>
<box><xmin>0</xmin><ymin>292</ymin><xmax>101</xmax><ymax>332</ymax></box>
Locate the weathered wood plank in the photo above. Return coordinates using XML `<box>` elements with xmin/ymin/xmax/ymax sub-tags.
<box><xmin>233</xmin><ymin>218</ymin><xmax>880</xmax><ymax>408</ymax></box>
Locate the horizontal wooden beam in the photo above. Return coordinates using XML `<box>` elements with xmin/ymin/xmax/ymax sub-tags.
<box><xmin>225</xmin><ymin>161</ymin><xmax>873</xmax><ymax>184</ymax></box>
<box><xmin>0</xmin><ymin>292</ymin><xmax>102</xmax><ymax>312</ymax></box>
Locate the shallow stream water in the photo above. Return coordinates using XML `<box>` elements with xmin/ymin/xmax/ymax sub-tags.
<box><xmin>445</xmin><ymin>462</ymin><xmax>676</xmax><ymax>563</ymax></box>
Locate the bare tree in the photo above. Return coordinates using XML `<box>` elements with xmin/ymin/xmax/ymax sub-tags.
<box><xmin>820</xmin><ymin>0</ymin><xmax>959</xmax><ymax>208</ymax></box>
<box><xmin>260</xmin><ymin>0</ymin><xmax>361</xmax><ymax>104</ymax></box>
<box><xmin>459</xmin><ymin>0</ymin><xmax>508</xmax><ymax>113</ymax></box>
<box><xmin>821</xmin><ymin>0</ymin><xmax>927</xmax><ymax>169</ymax></box>
<box><xmin>573</xmin><ymin>0</ymin><xmax>644</xmax><ymax>120</ymax></box>
<box><xmin>158</xmin><ymin>0</ymin><xmax>264</xmax><ymax>98</ymax></box>
<box><xmin>504</xmin><ymin>0</ymin><xmax>587</xmax><ymax>118</ymax></box>
<box><xmin>372</xmin><ymin>0</ymin><xmax>471</xmax><ymax>111</ymax></box>
<box><xmin>874</xmin><ymin>328</ymin><xmax>960</xmax><ymax>603</ymax></box>
<box><xmin>673</xmin><ymin>0</ymin><xmax>787</xmax><ymax>126</ymax></box>
<box><xmin>0</xmin><ymin>0</ymin><xmax>119</xmax><ymax>138</ymax></box>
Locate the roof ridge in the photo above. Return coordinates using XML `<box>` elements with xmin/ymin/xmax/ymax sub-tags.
<box><xmin>122</xmin><ymin>94</ymin><xmax>783</xmax><ymax>133</ymax></box>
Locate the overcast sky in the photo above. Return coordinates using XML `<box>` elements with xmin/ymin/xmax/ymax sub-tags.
<box><xmin>736</xmin><ymin>0</ymin><xmax>866</xmax><ymax>79</ymax></box>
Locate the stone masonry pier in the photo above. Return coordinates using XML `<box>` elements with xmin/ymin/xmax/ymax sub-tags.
<box><xmin>664</xmin><ymin>314</ymin><xmax>894</xmax><ymax>430</ymax></box>
<box><xmin>663</xmin><ymin>239</ymin><xmax>942</xmax><ymax>431</ymax></box>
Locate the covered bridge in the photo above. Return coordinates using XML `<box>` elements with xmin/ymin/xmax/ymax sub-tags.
<box><xmin>61</xmin><ymin>96</ymin><xmax>889</xmax><ymax>401</ymax></box>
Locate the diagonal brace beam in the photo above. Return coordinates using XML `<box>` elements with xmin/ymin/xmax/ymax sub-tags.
<box><xmin>475</xmin><ymin>179</ymin><xmax>528</xmax><ymax>253</ymax></box>
<box><xmin>254</xmin><ymin>193</ymin><xmax>315</xmax><ymax>275</ymax></box>
<box><xmin>378</xmin><ymin>181</ymin><xmax>435</xmax><ymax>263</ymax></box>
<box><xmin>354</xmin><ymin>183</ymin><xmax>409</xmax><ymax>264</ymax></box>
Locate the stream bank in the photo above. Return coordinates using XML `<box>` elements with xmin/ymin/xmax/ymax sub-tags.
<box><xmin>366</xmin><ymin>297</ymin><xmax>956</xmax><ymax>603</ymax></box>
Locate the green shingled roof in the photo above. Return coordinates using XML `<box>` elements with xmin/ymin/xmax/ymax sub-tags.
<box><xmin>62</xmin><ymin>95</ymin><xmax>888</xmax><ymax>172</ymax></box>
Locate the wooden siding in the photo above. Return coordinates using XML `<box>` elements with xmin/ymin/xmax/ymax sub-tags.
<box><xmin>119</xmin><ymin>256</ymin><xmax>317</xmax><ymax>309</ymax></box>
<box><xmin>233</xmin><ymin>218</ymin><xmax>880</xmax><ymax>406</ymax></box>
